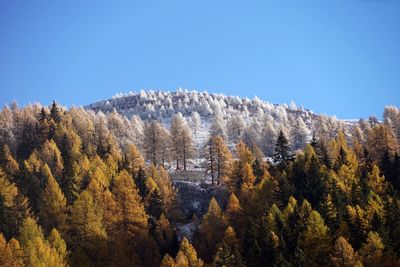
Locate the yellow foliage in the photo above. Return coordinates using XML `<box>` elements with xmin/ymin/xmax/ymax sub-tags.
<box><xmin>235</xmin><ymin>141</ymin><xmax>254</xmax><ymax>165</ymax></box>
<box><xmin>0</xmin><ymin>232</ymin><xmax>24</xmax><ymax>267</ymax></box>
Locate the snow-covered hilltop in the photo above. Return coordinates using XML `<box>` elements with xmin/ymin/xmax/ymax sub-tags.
<box><xmin>85</xmin><ymin>89</ymin><xmax>348</xmax><ymax>156</ymax></box>
<box><xmin>88</xmin><ymin>89</ymin><xmax>311</xmax><ymax>120</ymax></box>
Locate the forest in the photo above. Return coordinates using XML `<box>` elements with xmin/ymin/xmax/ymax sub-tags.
<box><xmin>0</xmin><ymin>99</ymin><xmax>400</xmax><ymax>267</ymax></box>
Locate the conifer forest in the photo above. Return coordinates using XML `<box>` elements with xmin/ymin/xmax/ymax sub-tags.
<box><xmin>0</xmin><ymin>91</ymin><xmax>400</xmax><ymax>267</ymax></box>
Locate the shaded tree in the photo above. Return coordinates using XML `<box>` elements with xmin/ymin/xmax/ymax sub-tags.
<box><xmin>273</xmin><ymin>130</ymin><xmax>293</xmax><ymax>168</ymax></box>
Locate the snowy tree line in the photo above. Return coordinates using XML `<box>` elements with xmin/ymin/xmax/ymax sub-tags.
<box><xmin>85</xmin><ymin>90</ymin><xmax>350</xmax><ymax>156</ymax></box>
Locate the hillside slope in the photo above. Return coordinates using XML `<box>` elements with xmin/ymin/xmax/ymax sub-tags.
<box><xmin>85</xmin><ymin>89</ymin><xmax>349</xmax><ymax>155</ymax></box>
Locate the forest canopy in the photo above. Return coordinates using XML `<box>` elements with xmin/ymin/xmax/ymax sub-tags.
<box><xmin>0</xmin><ymin>98</ymin><xmax>400</xmax><ymax>266</ymax></box>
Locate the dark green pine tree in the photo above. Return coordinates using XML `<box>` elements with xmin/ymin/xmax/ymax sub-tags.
<box><xmin>333</xmin><ymin>146</ymin><xmax>349</xmax><ymax>171</ymax></box>
<box><xmin>134</xmin><ymin>167</ymin><xmax>149</xmax><ymax>199</ymax></box>
<box><xmin>319</xmin><ymin>141</ymin><xmax>332</xmax><ymax>169</ymax></box>
<box><xmin>244</xmin><ymin>217</ymin><xmax>276</xmax><ymax>267</ymax></box>
<box><xmin>362</xmin><ymin>148</ymin><xmax>374</xmax><ymax>172</ymax></box>
<box><xmin>37</xmin><ymin>109</ymin><xmax>49</xmax><ymax>145</ymax></box>
<box><xmin>305</xmin><ymin>155</ymin><xmax>325</xmax><ymax>207</ymax></box>
<box><xmin>147</xmin><ymin>188</ymin><xmax>164</xmax><ymax>220</ymax></box>
<box><xmin>380</xmin><ymin>149</ymin><xmax>392</xmax><ymax>174</ymax></box>
<box><xmin>60</xmin><ymin>134</ymin><xmax>73</xmax><ymax>177</ymax></box>
<box><xmin>380</xmin><ymin>150</ymin><xmax>400</xmax><ymax>191</ymax></box>
<box><xmin>38</xmin><ymin>107</ymin><xmax>47</xmax><ymax>122</ymax></box>
<box><xmin>50</xmin><ymin>100</ymin><xmax>61</xmax><ymax>123</ymax></box>
<box><xmin>252</xmin><ymin>159</ymin><xmax>264</xmax><ymax>185</ymax></box>
<box><xmin>17</xmin><ymin>123</ymin><xmax>40</xmax><ymax>159</ymax></box>
<box><xmin>393</xmin><ymin>153</ymin><xmax>400</xmax><ymax>191</ymax></box>
<box><xmin>60</xmin><ymin>134</ymin><xmax>78</xmax><ymax>204</ymax></box>
<box><xmin>273</xmin><ymin>131</ymin><xmax>293</xmax><ymax>168</ymax></box>
<box><xmin>386</xmin><ymin>198</ymin><xmax>400</xmax><ymax>258</ymax></box>
<box><xmin>359</xmin><ymin>148</ymin><xmax>374</xmax><ymax>199</ymax></box>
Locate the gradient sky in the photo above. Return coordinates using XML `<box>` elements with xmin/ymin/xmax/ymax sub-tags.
<box><xmin>0</xmin><ymin>1</ymin><xmax>399</xmax><ymax>119</ymax></box>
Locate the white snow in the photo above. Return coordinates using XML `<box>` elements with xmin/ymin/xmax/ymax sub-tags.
<box><xmin>85</xmin><ymin>89</ymin><xmax>352</xmax><ymax>158</ymax></box>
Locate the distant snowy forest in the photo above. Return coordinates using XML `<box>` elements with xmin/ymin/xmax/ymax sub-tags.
<box><xmin>86</xmin><ymin>89</ymin><xmax>382</xmax><ymax>158</ymax></box>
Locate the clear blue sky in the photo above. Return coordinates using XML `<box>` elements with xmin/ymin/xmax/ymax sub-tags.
<box><xmin>0</xmin><ymin>1</ymin><xmax>399</xmax><ymax>119</ymax></box>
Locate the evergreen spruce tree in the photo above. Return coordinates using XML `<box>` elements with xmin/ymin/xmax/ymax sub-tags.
<box><xmin>39</xmin><ymin>107</ymin><xmax>48</xmax><ymax>122</ymax></box>
<box><xmin>273</xmin><ymin>130</ymin><xmax>293</xmax><ymax>168</ymax></box>
<box><xmin>147</xmin><ymin>188</ymin><xmax>164</xmax><ymax>220</ymax></box>
<box><xmin>346</xmin><ymin>204</ymin><xmax>369</xmax><ymax>250</ymax></box>
<box><xmin>50</xmin><ymin>101</ymin><xmax>61</xmax><ymax>124</ymax></box>
<box><xmin>134</xmin><ymin>167</ymin><xmax>149</xmax><ymax>199</ymax></box>
<box><xmin>17</xmin><ymin>123</ymin><xmax>40</xmax><ymax>159</ymax></box>
<box><xmin>386</xmin><ymin>198</ymin><xmax>400</xmax><ymax>258</ymax></box>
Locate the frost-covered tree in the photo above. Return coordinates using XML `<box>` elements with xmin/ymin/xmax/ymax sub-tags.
<box><xmin>170</xmin><ymin>113</ymin><xmax>195</xmax><ymax>170</ymax></box>
<box><xmin>191</xmin><ymin>111</ymin><xmax>201</xmax><ymax>134</ymax></box>
<box><xmin>0</xmin><ymin>106</ymin><xmax>15</xmax><ymax>149</ymax></box>
<box><xmin>130</xmin><ymin>115</ymin><xmax>144</xmax><ymax>146</ymax></box>
<box><xmin>143</xmin><ymin>121</ymin><xmax>171</xmax><ymax>166</ymax></box>
<box><xmin>383</xmin><ymin>105</ymin><xmax>400</xmax><ymax>142</ymax></box>
<box><xmin>211</xmin><ymin>113</ymin><xmax>227</xmax><ymax>140</ymax></box>
<box><xmin>107</xmin><ymin>109</ymin><xmax>135</xmax><ymax>152</ymax></box>
<box><xmin>261</xmin><ymin>118</ymin><xmax>277</xmax><ymax>156</ymax></box>
<box><xmin>291</xmin><ymin>117</ymin><xmax>311</xmax><ymax>151</ymax></box>
<box><xmin>242</xmin><ymin>118</ymin><xmax>262</xmax><ymax>150</ymax></box>
<box><xmin>227</xmin><ymin>115</ymin><xmax>246</xmax><ymax>143</ymax></box>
